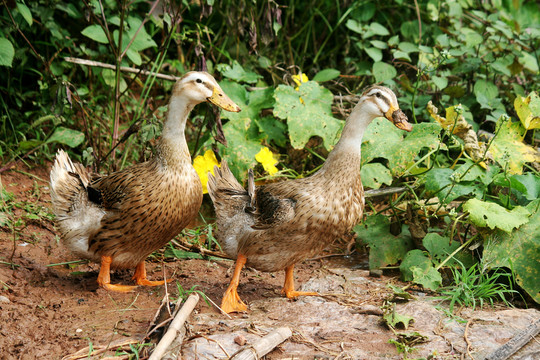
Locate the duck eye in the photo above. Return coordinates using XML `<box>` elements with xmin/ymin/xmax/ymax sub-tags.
<box><xmin>375</xmin><ymin>92</ymin><xmax>381</xmax><ymax>98</ymax></box>
<box><xmin>196</xmin><ymin>78</ymin><xmax>202</xmax><ymax>84</ymax></box>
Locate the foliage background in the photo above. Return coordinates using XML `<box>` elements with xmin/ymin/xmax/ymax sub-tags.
<box><xmin>1</xmin><ymin>0</ymin><xmax>539</xmax><ymax>305</ymax></box>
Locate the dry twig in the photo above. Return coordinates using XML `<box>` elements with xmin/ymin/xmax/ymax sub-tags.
<box><xmin>230</xmin><ymin>327</ymin><xmax>292</xmax><ymax>360</ymax></box>
<box><xmin>148</xmin><ymin>293</ymin><xmax>200</xmax><ymax>360</ymax></box>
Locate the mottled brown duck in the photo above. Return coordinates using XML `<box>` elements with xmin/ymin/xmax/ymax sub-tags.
<box><xmin>208</xmin><ymin>85</ymin><xmax>412</xmax><ymax>313</ymax></box>
<box><xmin>49</xmin><ymin>72</ymin><xmax>240</xmax><ymax>292</ymax></box>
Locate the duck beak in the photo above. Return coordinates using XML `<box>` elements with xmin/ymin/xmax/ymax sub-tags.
<box><xmin>207</xmin><ymin>86</ymin><xmax>241</xmax><ymax>112</ymax></box>
<box><xmin>385</xmin><ymin>106</ymin><xmax>412</xmax><ymax>132</ymax></box>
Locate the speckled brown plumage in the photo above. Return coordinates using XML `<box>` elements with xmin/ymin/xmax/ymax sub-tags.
<box><xmin>208</xmin><ymin>85</ymin><xmax>412</xmax><ymax>313</ymax></box>
<box><xmin>49</xmin><ymin>71</ymin><xmax>240</xmax><ymax>291</ymax></box>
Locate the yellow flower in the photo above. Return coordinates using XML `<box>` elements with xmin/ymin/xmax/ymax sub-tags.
<box><xmin>255</xmin><ymin>147</ymin><xmax>279</xmax><ymax>175</ymax></box>
<box><xmin>193</xmin><ymin>149</ymin><xmax>220</xmax><ymax>194</ymax></box>
<box><xmin>292</xmin><ymin>72</ymin><xmax>309</xmax><ymax>90</ymax></box>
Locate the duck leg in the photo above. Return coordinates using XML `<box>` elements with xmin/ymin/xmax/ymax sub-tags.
<box><xmin>97</xmin><ymin>256</ymin><xmax>137</xmax><ymax>292</ymax></box>
<box><xmin>220</xmin><ymin>254</ymin><xmax>248</xmax><ymax>313</ymax></box>
<box><xmin>132</xmin><ymin>261</ymin><xmax>172</xmax><ymax>286</ymax></box>
<box><xmin>281</xmin><ymin>264</ymin><xmax>318</xmax><ymax>299</ymax></box>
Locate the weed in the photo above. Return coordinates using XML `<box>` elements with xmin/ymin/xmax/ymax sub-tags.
<box><xmin>438</xmin><ymin>263</ymin><xmax>518</xmax><ymax>313</ymax></box>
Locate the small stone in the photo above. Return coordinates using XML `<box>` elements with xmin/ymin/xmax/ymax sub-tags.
<box><xmin>369</xmin><ymin>269</ymin><xmax>383</xmax><ymax>277</ymax></box>
<box><xmin>0</xmin><ymin>295</ymin><xmax>10</xmax><ymax>303</ymax></box>
<box><xmin>234</xmin><ymin>334</ymin><xmax>247</xmax><ymax>346</ymax></box>
<box><xmin>75</xmin><ymin>328</ymin><xmax>83</xmax><ymax>333</ymax></box>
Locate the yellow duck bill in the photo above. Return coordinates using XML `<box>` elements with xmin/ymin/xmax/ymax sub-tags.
<box><xmin>385</xmin><ymin>106</ymin><xmax>412</xmax><ymax>132</ymax></box>
<box><xmin>208</xmin><ymin>86</ymin><xmax>241</xmax><ymax>112</ymax></box>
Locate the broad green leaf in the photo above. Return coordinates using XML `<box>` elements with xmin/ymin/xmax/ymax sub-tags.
<box><xmin>122</xmin><ymin>16</ymin><xmax>157</xmax><ymax>51</ymax></box>
<box><xmin>255</xmin><ymin>116</ymin><xmax>287</xmax><ymax>148</ymax></box>
<box><xmin>370</xmin><ymin>40</ymin><xmax>388</xmax><ymax>49</ymax></box>
<box><xmin>101</xmin><ymin>69</ymin><xmax>127</xmax><ymax>92</ymax></box>
<box><xmin>312</xmin><ymin>69</ymin><xmax>340</xmax><ymax>82</ymax></box>
<box><xmin>432</xmin><ymin>75</ymin><xmax>448</xmax><ymax>90</ymax></box>
<box><xmin>372</xmin><ymin>62</ymin><xmax>396</xmax><ymax>83</ymax></box>
<box><xmin>490</xmin><ymin>116</ymin><xmax>540</xmax><ymax>174</ymax></box>
<box><xmin>383</xmin><ymin>311</ymin><xmax>414</xmax><ymax>329</ymax></box>
<box><xmin>422</xmin><ymin>233</ymin><xmax>476</xmax><ymax>268</ymax></box>
<box><xmin>0</xmin><ymin>38</ymin><xmax>15</xmax><ymax>67</ymax></box>
<box><xmin>473</xmin><ymin>79</ymin><xmax>498</xmax><ymax>106</ymax></box>
<box><xmin>510</xmin><ymin>173</ymin><xmax>540</xmax><ymax>201</ymax></box>
<box><xmin>483</xmin><ymin>202</ymin><xmax>540</xmax><ymax>303</ymax></box>
<box><xmin>216</xmin><ymin>117</ymin><xmax>262</xmax><ymax>179</ymax></box>
<box><xmin>355</xmin><ymin>214</ymin><xmax>414</xmax><ymax>270</ymax></box>
<box><xmin>81</xmin><ymin>25</ymin><xmax>109</xmax><ymax>44</ymax></box>
<box><xmin>365</xmin><ymin>47</ymin><xmax>382</xmax><ymax>62</ymax></box>
<box><xmin>410</xmin><ymin>265</ymin><xmax>442</xmax><ymax>291</ymax></box>
<box><xmin>398</xmin><ymin>42</ymin><xmax>419</xmax><ymax>53</ymax></box>
<box><xmin>514</xmin><ymin>92</ymin><xmax>540</xmax><ymax>130</ymax></box>
<box><xmin>345</xmin><ymin>19</ymin><xmax>363</xmax><ymax>34</ymax></box>
<box><xmin>463</xmin><ymin>198</ymin><xmax>530</xmax><ymax>233</ymax></box>
<box><xmin>393</xmin><ymin>50</ymin><xmax>411</xmax><ymax>62</ymax></box>
<box><xmin>519</xmin><ymin>52</ymin><xmax>539</xmax><ymax>73</ymax></box>
<box><xmin>369</xmin><ymin>22</ymin><xmax>390</xmax><ymax>36</ymax></box>
<box><xmin>424</xmin><ymin>167</ymin><xmax>485</xmax><ymax>203</ymax></box>
<box><xmin>400</xmin><ymin>250</ymin><xmax>430</xmax><ymax>282</ymax></box>
<box><xmin>274</xmin><ymin>81</ymin><xmax>343</xmax><ymax>150</ymax></box>
<box><xmin>217</xmin><ymin>61</ymin><xmax>261</xmax><ymax>84</ymax></box>
<box><xmin>362</xmin><ymin>120</ymin><xmax>440</xmax><ymax>176</ymax></box>
<box><xmin>47</xmin><ymin>127</ymin><xmax>85</xmax><ymax>148</ymax></box>
<box><xmin>16</xmin><ymin>2</ymin><xmax>32</xmax><ymax>27</ymax></box>
<box><xmin>360</xmin><ymin>163</ymin><xmax>393</xmax><ymax>189</ymax></box>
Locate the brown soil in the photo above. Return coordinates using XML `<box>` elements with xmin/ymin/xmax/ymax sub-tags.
<box><xmin>1</xmin><ymin>163</ymin><xmax>538</xmax><ymax>360</ymax></box>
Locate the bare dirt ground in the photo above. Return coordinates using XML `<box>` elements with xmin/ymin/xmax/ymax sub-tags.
<box><xmin>1</xmin><ymin>164</ymin><xmax>539</xmax><ymax>360</ymax></box>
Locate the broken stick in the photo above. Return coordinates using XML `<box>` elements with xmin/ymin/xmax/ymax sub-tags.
<box><xmin>148</xmin><ymin>293</ymin><xmax>200</xmax><ymax>360</ymax></box>
<box><xmin>230</xmin><ymin>327</ymin><xmax>293</xmax><ymax>360</ymax></box>
<box><xmin>485</xmin><ymin>318</ymin><xmax>540</xmax><ymax>360</ymax></box>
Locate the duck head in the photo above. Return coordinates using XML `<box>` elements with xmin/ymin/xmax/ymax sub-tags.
<box><xmin>173</xmin><ymin>71</ymin><xmax>241</xmax><ymax>112</ymax></box>
<box><xmin>359</xmin><ymin>86</ymin><xmax>412</xmax><ymax>131</ymax></box>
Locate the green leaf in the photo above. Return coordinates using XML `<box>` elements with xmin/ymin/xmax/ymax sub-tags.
<box><xmin>519</xmin><ymin>52</ymin><xmax>539</xmax><ymax>73</ymax></box>
<box><xmin>312</xmin><ymin>69</ymin><xmax>340</xmax><ymax>82</ymax></box>
<box><xmin>490</xmin><ymin>116</ymin><xmax>540</xmax><ymax>174</ymax></box>
<box><xmin>217</xmin><ymin>61</ymin><xmax>261</xmax><ymax>84</ymax></box>
<box><xmin>424</xmin><ymin>167</ymin><xmax>485</xmax><ymax>204</ymax></box>
<box><xmin>463</xmin><ymin>198</ymin><xmax>530</xmax><ymax>233</ymax></box>
<box><xmin>483</xmin><ymin>202</ymin><xmax>540</xmax><ymax>304</ymax></box>
<box><xmin>422</xmin><ymin>233</ymin><xmax>476</xmax><ymax>268</ymax></box>
<box><xmin>360</xmin><ymin>163</ymin><xmax>393</xmax><ymax>189</ymax></box>
<box><xmin>383</xmin><ymin>311</ymin><xmax>414</xmax><ymax>330</ymax></box>
<box><xmin>274</xmin><ymin>81</ymin><xmax>343</xmax><ymax>150</ymax></box>
<box><xmin>432</xmin><ymin>75</ymin><xmax>448</xmax><ymax>90</ymax></box>
<box><xmin>398</xmin><ymin>42</ymin><xmax>419</xmax><ymax>53</ymax></box>
<box><xmin>369</xmin><ymin>22</ymin><xmax>390</xmax><ymax>36</ymax></box>
<box><xmin>122</xmin><ymin>16</ymin><xmax>157</xmax><ymax>51</ymax></box>
<box><xmin>0</xmin><ymin>38</ymin><xmax>15</xmax><ymax>67</ymax></box>
<box><xmin>345</xmin><ymin>19</ymin><xmax>363</xmax><ymax>34</ymax></box>
<box><xmin>362</xmin><ymin>120</ymin><xmax>440</xmax><ymax>176</ymax></box>
<box><xmin>216</xmin><ymin>117</ymin><xmax>262</xmax><ymax>179</ymax></box>
<box><xmin>365</xmin><ymin>47</ymin><xmax>383</xmax><ymax>62</ymax></box>
<box><xmin>514</xmin><ymin>92</ymin><xmax>540</xmax><ymax>130</ymax></box>
<box><xmin>410</xmin><ymin>265</ymin><xmax>442</xmax><ymax>291</ymax></box>
<box><xmin>47</xmin><ymin>127</ymin><xmax>85</xmax><ymax>148</ymax></box>
<box><xmin>510</xmin><ymin>173</ymin><xmax>540</xmax><ymax>201</ymax></box>
<box><xmin>372</xmin><ymin>62</ymin><xmax>396</xmax><ymax>83</ymax></box>
<box><xmin>16</xmin><ymin>2</ymin><xmax>32</xmax><ymax>27</ymax></box>
<box><xmin>355</xmin><ymin>214</ymin><xmax>414</xmax><ymax>270</ymax></box>
<box><xmin>256</xmin><ymin>116</ymin><xmax>287</xmax><ymax>148</ymax></box>
<box><xmin>392</xmin><ymin>50</ymin><xmax>411</xmax><ymax>62</ymax></box>
<box><xmin>400</xmin><ymin>249</ymin><xmax>430</xmax><ymax>282</ymax></box>
<box><xmin>81</xmin><ymin>25</ymin><xmax>109</xmax><ymax>44</ymax></box>
<box><xmin>474</xmin><ymin>79</ymin><xmax>499</xmax><ymax>109</ymax></box>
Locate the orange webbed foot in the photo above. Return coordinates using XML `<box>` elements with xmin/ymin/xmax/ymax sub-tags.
<box><xmin>281</xmin><ymin>289</ymin><xmax>319</xmax><ymax>299</ymax></box>
<box><xmin>281</xmin><ymin>264</ymin><xmax>319</xmax><ymax>299</ymax></box>
<box><xmin>220</xmin><ymin>254</ymin><xmax>248</xmax><ymax>313</ymax></box>
<box><xmin>132</xmin><ymin>261</ymin><xmax>172</xmax><ymax>287</ymax></box>
<box><xmin>220</xmin><ymin>287</ymin><xmax>248</xmax><ymax>313</ymax></box>
<box><xmin>101</xmin><ymin>283</ymin><xmax>138</xmax><ymax>292</ymax></box>
<box><xmin>97</xmin><ymin>256</ymin><xmax>137</xmax><ymax>292</ymax></box>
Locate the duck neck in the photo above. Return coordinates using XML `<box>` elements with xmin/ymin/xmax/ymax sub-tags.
<box><xmin>156</xmin><ymin>94</ymin><xmax>195</xmax><ymax>168</ymax></box>
<box><xmin>319</xmin><ymin>104</ymin><xmax>374</xmax><ymax>176</ymax></box>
